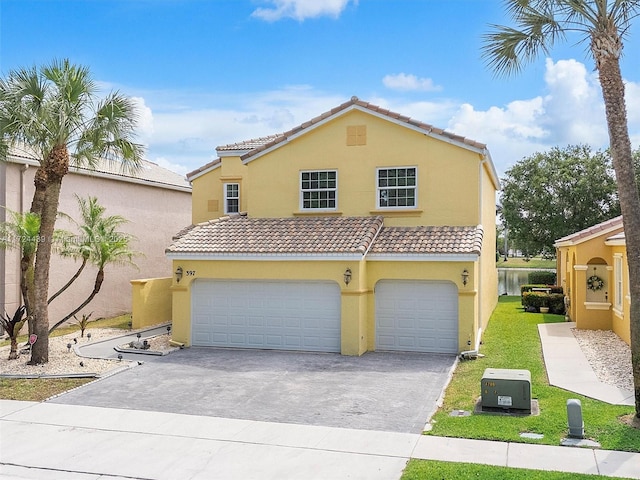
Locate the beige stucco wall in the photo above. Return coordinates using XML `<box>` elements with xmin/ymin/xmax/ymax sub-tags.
<box><xmin>1</xmin><ymin>161</ymin><xmax>191</xmax><ymax>325</ymax></box>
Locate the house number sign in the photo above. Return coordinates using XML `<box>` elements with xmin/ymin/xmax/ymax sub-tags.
<box><xmin>186</xmin><ymin>270</ymin><xmax>196</xmax><ymax>276</ymax></box>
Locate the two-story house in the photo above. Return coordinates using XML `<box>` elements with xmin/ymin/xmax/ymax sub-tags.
<box><xmin>165</xmin><ymin>97</ymin><xmax>499</xmax><ymax>355</ymax></box>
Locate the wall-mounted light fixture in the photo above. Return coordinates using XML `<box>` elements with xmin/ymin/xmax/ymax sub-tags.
<box><xmin>175</xmin><ymin>266</ymin><xmax>183</xmax><ymax>283</ymax></box>
<box><xmin>462</xmin><ymin>269</ymin><xmax>469</xmax><ymax>286</ymax></box>
<box><xmin>344</xmin><ymin>268</ymin><xmax>352</xmax><ymax>286</ymax></box>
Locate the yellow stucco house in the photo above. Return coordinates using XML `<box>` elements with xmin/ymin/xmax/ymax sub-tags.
<box><xmin>165</xmin><ymin>97</ymin><xmax>499</xmax><ymax>355</ymax></box>
<box><xmin>555</xmin><ymin>216</ymin><xmax>631</xmax><ymax>345</ymax></box>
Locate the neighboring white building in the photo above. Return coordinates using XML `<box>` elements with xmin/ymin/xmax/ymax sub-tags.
<box><xmin>1</xmin><ymin>151</ymin><xmax>192</xmax><ymax>325</ymax></box>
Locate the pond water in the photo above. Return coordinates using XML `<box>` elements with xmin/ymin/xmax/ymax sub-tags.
<box><xmin>497</xmin><ymin>268</ymin><xmax>556</xmax><ymax>296</ymax></box>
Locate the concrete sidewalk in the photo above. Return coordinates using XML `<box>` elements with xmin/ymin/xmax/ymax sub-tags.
<box><xmin>2</xmin><ymin>400</ymin><xmax>639</xmax><ymax>480</ymax></box>
<box><xmin>1</xmin><ymin>321</ymin><xmax>639</xmax><ymax>479</ymax></box>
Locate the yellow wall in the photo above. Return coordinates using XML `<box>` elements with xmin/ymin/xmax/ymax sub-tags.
<box><xmin>192</xmin><ymin>110</ymin><xmax>484</xmax><ymax>228</ymax></box>
<box><xmin>556</xmin><ymin>225</ymin><xmax>630</xmax><ymax>345</ymax></box>
<box><xmin>177</xmin><ymin>107</ymin><xmax>499</xmax><ymax>355</ymax></box>
<box><xmin>130</xmin><ymin>277</ymin><xmax>173</xmax><ymax>329</ymax></box>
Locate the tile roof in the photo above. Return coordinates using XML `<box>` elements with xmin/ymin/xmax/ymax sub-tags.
<box><xmin>554</xmin><ymin>216</ymin><xmax>623</xmax><ymax>246</ymax></box>
<box><xmin>167</xmin><ymin>215</ymin><xmax>384</xmax><ymax>256</ymax></box>
<box><xmin>7</xmin><ymin>149</ymin><xmax>191</xmax><ymax>191</ymax></box>
<box><xmin>187</xmin><ymin>96</ymin><xmax>489</xmax><ymax>180</ymax></box>
<box><xmin>369</xmin><ymin>225</ymin><xmax>484</xmax><ymax>255</ymax></box>
<box><xmin>167</xmin><ymin>215</ymin><xmax>483</xmax><ymax>258</ymax></box>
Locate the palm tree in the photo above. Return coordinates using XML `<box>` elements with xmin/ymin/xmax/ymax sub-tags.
<box><xmin>48</xmin><ymin>196</ymin><xmax>139</xmax><ymax>334</ymax></box>
<box><xmin>0</xmin><ymin>59</ymin><xmax>144</xmax><ymax>364</ymax></box>
<box><xmin>483</xmin><ymin>0</ymin><xmax>640</xmax><ymax>417</ymax></box>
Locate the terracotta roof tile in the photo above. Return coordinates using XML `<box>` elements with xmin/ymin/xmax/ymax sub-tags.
<box><xmin>370</xmin><ymin>225</ymin><xmax>483</xmax><ymax>255</ymax></box>
<box><xmin>554</xmin><ymin>216</ymin><xmax>623</xmax><ymax>245</ymax></box>
<box><xmin>166</xmin><ymin>215</ymin><xmax>384</xmax><ymax>256</ymax></box>
<box><xmin>167</xmin><ymin>217</ymin><xmax>483</xmax><ymax>257</ymax></box>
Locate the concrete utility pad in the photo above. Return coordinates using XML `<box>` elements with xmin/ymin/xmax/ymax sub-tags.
<box><xmin>49</xmin><ymin>348</ymin><xmax>456</xmax><ymax>433</ymax></box>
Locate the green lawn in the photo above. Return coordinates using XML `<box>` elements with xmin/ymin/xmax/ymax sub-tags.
<box><xmin>426</xmin><ymin>297</ymin><xmax>640</xmax><ymax>452</ymax></box>
<box><xmin>402</xmin><ymin>460</ymin><xmax>634</xmax><ymax>480</ymax></box>
<box><xmin>497</xmin><ymin>257</ymin><xmax>556</xmax><ymax>269</ymax></box>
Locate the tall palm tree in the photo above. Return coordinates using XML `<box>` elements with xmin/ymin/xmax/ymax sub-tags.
<box><xmin>483</xmin><ymin>0</ymin><xmax>640</xmax><ymax>417</ymax></box>
<box><xmin>0</xmin><ymin>59</ymin><xmax>144</xmax><ymax>364</ymax></box>
<box><xmin>48</xmin><ymin>195</ymin><xmax>139</xmax><ymax>334</ymax></box>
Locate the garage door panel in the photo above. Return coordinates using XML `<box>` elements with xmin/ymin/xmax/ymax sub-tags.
<box><xmin>375</xmin><ymin>281</ymin><xmax>458</xmax><ymax>354</ymax></box>
<box><xmin>192</xmin><ymin>280</ymin><xmax>341</xmax><ymax>352</ymax></box>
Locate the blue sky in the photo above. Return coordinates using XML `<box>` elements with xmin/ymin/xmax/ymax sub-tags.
<box><xmin>2</xmin><ymin>0</ymin><xmax>640</xmax><ymax>177</ymax></box>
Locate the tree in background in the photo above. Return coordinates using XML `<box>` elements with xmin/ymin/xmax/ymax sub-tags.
<box><xmin>0</xmin><ymin>59</ymin><xmax>144</xmax><ymax>364</ymax></box>
<box><xmin>483</xmin><ymin>0</ymin><xmax>640</xmax><ymax>417</ymax></box>
<box><xmin>500</xmin><ymin>145</ymin><xmax>621</xmax><ymax>256</ymax></box>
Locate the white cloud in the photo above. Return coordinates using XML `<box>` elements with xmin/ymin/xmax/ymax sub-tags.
<box><xmin>131</xmin><ymin>58</ymin><xmax>640</xmax><ymax>178</ymax></box>
<box><xmin>251</xmin><ymin>0</ymin><xmax>356</xmax><ymax>21</ymax></box>
<box><xmin>445</xmin><ymin>58</ymin><xmax>640</xmax><ymax>175</ymax></box>
<box><xmin>382</xmin><ymin>73</ymin><xmax>442</xmax><ymax>92</ymax></box>
<box><xmin>130</xmin><ymin>96</ymin><xmax>154</xmax><ymax>144</ymax></box>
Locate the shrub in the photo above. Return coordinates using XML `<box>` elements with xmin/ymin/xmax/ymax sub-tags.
<box><xmin>528</xmin><ymin>270</ymin><xmax>557</xmax><ymax>285</ymax></box>
<box><xmin>521</xmin><ymin>291</ymin><xmax>566</xmax><ymax>314</ymax></box>
<box><xmin>548</xmin><ymin>293</ymin><xmax>565</xmax><ymax>315</ymax></box>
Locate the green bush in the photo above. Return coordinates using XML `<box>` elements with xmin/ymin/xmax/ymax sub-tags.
<box><xmin>521</xmin><ymin>291</ymin><xmax>566</xmax><ymax>314</ymax></box>
<box><xmin>521</xmin><ymin>284</ymin><xmax>563</xmax><ymax>295</ymax></box>
<box><xmin>548</xmin><ymin>293</ymin><xmax>565</xmax><ymax>315</ymax></box>
<box><xmin>528</xmin><ymin>270</ymin><xmax>557</xmax><ymax>285</ymax></box>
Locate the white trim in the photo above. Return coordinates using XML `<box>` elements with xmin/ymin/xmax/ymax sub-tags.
<box><xmin>367</xmin><ymin>254</ymin><xmax>479</xmax><ymax>262</ymax></box>
<box><xmin>218</xmin><ymin>149</ymin><xmax>252</xmax><ymax>157</ymax></box>
<box><xmin>605</xmin><ymin>238</ymin><xmax>626</xmax><ymax>246</ymax></box>
<box><xmin>224</xmin><ymin>183</ymin><xmax>240</xmax><ymax>214</ymax></box>
<box><xmin>187</xmin><ymin>161</ymin><xmax>221</xmax><ymax>181</ymax></box>
<box><xmin>376</xmin><ymin>166</ymin><xmax>418</xmax><ymax>209</ymax></box>
<box><xmin>299</xmin><ymin>169</ymin><xmax>338</xmax><ymax>211</ymax></box>
<box><xmin>574</xmin><ymin>265</ymin><xmax>589</xmax><ymax>271</ymax></box>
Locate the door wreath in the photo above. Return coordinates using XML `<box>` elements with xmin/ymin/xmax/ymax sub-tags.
<box><xmin>587</xmin><ymin>275</ymin><xmax>604</xmax><ymax>291</ymax></box>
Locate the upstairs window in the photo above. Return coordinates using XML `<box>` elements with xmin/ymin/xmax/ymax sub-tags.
<box><xmin>377</xmin><ymin>167</ymin><xmax>417</xmax><ymax>208</ymax></box>
<box><xmin>301</xmin><ymin>170</ymin><xmax>337</xmax><ymax>210</ymax></box>
<box><xmin>224</xmin><ymin>183</ymin><xmax>239</xmax><ymax>214</ymax></box>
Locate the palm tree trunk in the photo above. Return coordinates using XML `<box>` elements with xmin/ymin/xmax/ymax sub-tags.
<box><xmin>48</xmin><ymin>269</ymin><xmax>104</xmax><ymax>334</ymax></box>
<box><xmin>22</xmin><ymin>166</ymin><xmax>47</xmax><ymax>336</ymax></box>
<box><xmin>596</xmin><ymin>46</ymin><xmax>640</xmax><ymax>417</ymax></box>
<box><xmin>29</xmin><ymin>145</ymin><xmax>68</xmax><ymax>364</ymax></box>
<box><xmin>29</xmin><ymin>179</ymin><xmax>62</xmax><ymax>364</ymax></box>
<box><xmin>9</xmin><ymin>338</ymin><xmax>18</xmax><ymax>360</ymax></box>
<box><xmin>48</xmin><ymin>257</ymin><xmax>87</xmax><ymax>305</ymax></box>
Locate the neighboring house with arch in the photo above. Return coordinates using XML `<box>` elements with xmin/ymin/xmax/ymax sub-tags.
<box><xmin>162</xmin><ymin>97</ymin><xmax>499</xmax><ymax>356</ymax></box>
<box><xmin>1</xmin><ymin>151</ymin><xmax>192</xmax><ymax>326</ymax></box>
<box><xmin>554</xmin><ymin>216</ymin><xmax>630</xmax><ymax>345</ymax></box>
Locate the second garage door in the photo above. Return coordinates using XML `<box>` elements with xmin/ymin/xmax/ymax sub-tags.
<box><xmin>191</xmin><ymin>280</ymin><xmax>341</xmax><ymax>352</ymax></box>
<box><xmin>375</xmin><ymin>280</ymin><xmax>459</xmax><ymax>353</ymax></box>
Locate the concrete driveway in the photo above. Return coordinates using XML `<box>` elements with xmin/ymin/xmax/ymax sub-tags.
<box><xmin>49</xmin><ymin>348</ymin><xmax>457</xmax><ymax>433</ymax></box>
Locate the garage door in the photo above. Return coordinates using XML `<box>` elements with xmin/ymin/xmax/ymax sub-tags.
<box><xmin>375</xmin><ymin>281</ymin><xmax>458</xmax><ymax>353</ymax></box>
<box><xmin>191</xmin><ymin>280</ymin><xmax>341</xmax><ymax>352</ymax></box>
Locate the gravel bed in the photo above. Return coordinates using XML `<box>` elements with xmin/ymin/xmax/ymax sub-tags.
<box><xmin>572</xmin><ymin>327</ymin><xmax>634</xmax><ymax>392</ymax></box>
<box><xmin>0</xmin><ymin>328</ymin><xmax>173</xmax><ymax>377</ymax></box>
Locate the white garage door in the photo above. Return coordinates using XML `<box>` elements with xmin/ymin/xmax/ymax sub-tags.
<box><xmin>191</xmin><ymin>280</ymin><xmax>341</xmax><ymax>352</ymax></box>
<box><xmin>375</xmin><ymin>281</ymin><xmax>458</xmax><ymax>353</ymax></box>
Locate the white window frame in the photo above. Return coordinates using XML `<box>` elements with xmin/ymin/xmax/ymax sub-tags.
<box><xmin>300</xmin><ymin>170</ymin><xmax>338</xmax><ymax>210</ymax></box>
<box><xmin>224</xmin><ymin>183</ymin><xmax>240</xmax><ymax>214</ymax></box>
<box><xmin>376</xmin><ymin>166</ymin><xmax>417</xmax><ymax>209</ymax></box>
<box><xmin>614</xmin><ymin>254</ymin><xmax>623</xmax><ymax>312</ymax></box>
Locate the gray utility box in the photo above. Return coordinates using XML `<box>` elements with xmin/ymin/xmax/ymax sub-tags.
<box><xmin>481</xmin><ymin>368</ymin><xmax>532</xmax><ymax>412</ymax></box>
